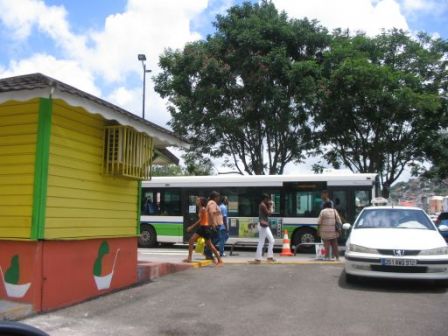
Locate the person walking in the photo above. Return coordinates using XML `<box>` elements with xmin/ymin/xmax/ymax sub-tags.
<box><xmin>207</xmin><ymin>191</ymin><xmax>224</xmax><ymax>256</ymax></box>
<box><xmin>203</xmin><ymin>191</ymin><xmax>222</xmax><ymax>259</ymax></box>
<box><xmin>253</xmin><ymin>194</ymin><xmax>275</xmax><ymax>264</ymax></box>
<box><xmin>183</xmin><ymin>196</ymin><xmax>223</xmax><ymax>265</ymax></box>
<box><xmin>218</xmin><ymin>196</ymin><xmax>229</xmax><ymax>256</ymax></box>
<box><xmin>317</xmin><ymin>201</ymin><xmax>342</xmax><ymax>260</ymax></box>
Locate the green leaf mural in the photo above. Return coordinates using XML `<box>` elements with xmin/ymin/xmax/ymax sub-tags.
<box><xmin>5</xmin><ymin>255</ymin><xmax>19</xmax><ymax>284</ymax></box>
<box><xmin>93</xmin><ymin>241</ymin><xmax>110</xmax><ymax>276</ymax></box>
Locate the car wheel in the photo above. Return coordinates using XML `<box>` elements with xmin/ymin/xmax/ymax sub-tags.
<box><xmin>292</xmin><ymin>228</ymin><xmax>318</xmax><ymax>253</ymax></box>
<box><xmin>138</xmin><ymin>224</ymin><xmax>157</xmax><ymax>248</ymax></box>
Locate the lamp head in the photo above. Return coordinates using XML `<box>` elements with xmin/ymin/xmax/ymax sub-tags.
<box><xmin>138</xmin><ymin>54</ymin><xmax>147</xmax><ymax>61</ymax></box>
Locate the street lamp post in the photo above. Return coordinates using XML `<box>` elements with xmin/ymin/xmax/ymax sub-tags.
<box><xmin>138</xmin><ymin>54</ymin><xmax>152</xmax><ymax>119</ymax></box>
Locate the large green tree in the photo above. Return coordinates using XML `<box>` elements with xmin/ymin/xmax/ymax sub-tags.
<box><xmin>315</xmin><ymin>29</ymin><xmax>448</xmax><ymax>197</ymax></box>
<box><xmin>154</xmin><ymin>1</ymin><xmax>329</xmax><ymax>174</ymax></box>
<box><xmin>152</xmin><ymin>152</ymin><xmax>214</xmax><ymax>176</ymax></box>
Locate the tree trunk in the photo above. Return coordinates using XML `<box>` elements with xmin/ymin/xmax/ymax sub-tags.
<box><xmin>381</xmin><ymin>183</ymin><xmax>390</xmax><ymax>199</ymax></box>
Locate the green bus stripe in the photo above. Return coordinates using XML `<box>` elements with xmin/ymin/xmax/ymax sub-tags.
<box><xmin>31</xmin><ymin>98</ymin><xmax>53</xmax><ymax>240</ymax></box>
<box><xmin>152</xmin><ymin>223</ymin><xmax>183</xmax><ymax>236</ymax></box>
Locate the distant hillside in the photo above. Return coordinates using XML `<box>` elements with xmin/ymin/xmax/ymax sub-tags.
<box><xmin>390</xmin><ymin>177</ymin><xmax>448</xmax><ymax>205</ymax></box>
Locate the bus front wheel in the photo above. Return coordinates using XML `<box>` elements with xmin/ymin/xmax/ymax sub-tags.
<box><xmin>139</xmin><ymin>224</ymin><xmax>157</xmax><ymax>248</ymax></box>
<box><xmin>292</xmin><ymin>228</ymin><xmax>318</xmax><ymax>253</ymax></box>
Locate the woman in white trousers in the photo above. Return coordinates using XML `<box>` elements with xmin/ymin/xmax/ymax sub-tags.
<box><xmin>254</xmin><ymin>194</ymin><xmax>275</xmax><ymax>263</ymax></box>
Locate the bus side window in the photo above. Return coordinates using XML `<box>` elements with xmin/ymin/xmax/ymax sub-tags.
<box><xmin>142</xmin><ymin>190</ymin><xmax>160</xmax><ymax>215</ymax></box>
<box><xmin>227</xmin><ymin>194</ymin><xmax>238</xmax><ymax>216</ymax></box>
<box><xmin>355</xmin><ymin>190</ymin><xmax>370</xmax><ymax>216</ymax></box>
<box><xmin>238</xmin><ymin>195</ymin><xmax>253</xmax><ymax>217</ymax></box>
<box><xmin>161</xmin><ymin>190</ymin><xmax>181</xmax><ymax>216</ymax></box>
<box><xmin>285</xmin><ymin>192</ymin><xmax>296</xmax><ymax>217</ymax></box>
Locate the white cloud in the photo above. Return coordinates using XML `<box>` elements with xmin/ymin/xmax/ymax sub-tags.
<box><xmin>0</xmin><ymin>54</ymin><xmax>100</xmax><ymax>96</ymax></box>
<box><xmin>273</xmin><ymin>0</ymin><xmax>409</xmax><ymax>35</ymax></box>
<box><xmin>0</xmin><ymin>0</ymin><xmax>209</xmax><ymax>125</ymax></box>
<box><xmin>0</xmin><ymin>0</ymin><xmax>87</xmax><ymax>52</ymax></box>
<box><xmin>82</xmin><ymin>0</ymin><xmax>208</xmax><ymax>83</ymax></box>
<box><xmin>0</xmin><ymin>0</ymin><xmax>63</xmax><ymax>39</ymax></box>
<box><xmin>107</xmin><ymin>86</ymin><xmax>139</xmax><ymax>112</ymax></box>
<box><xmin>106</xmin><ymin>83</ymin><xmax>171</xmax><ymax>126</ymax></box>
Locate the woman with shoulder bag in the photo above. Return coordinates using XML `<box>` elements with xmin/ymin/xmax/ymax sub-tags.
<box><xmin>317</xmin><ymin>201</ymin><xmax>342</xmax><ymax>261</ymax></box>
<box><xmin>253</xmin><ymin>194</ymin><xmax>275</xmax><ymax>264</ymax></box>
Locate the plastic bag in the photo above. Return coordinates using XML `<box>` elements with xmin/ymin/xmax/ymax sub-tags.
<box><xmin>195</xmin><ymin>237</ymin><xmax>205</xmax><ymax>255</ymax></box>
<box><xmin>315</xmin><ymin>243</ymin><xmax>326</xmax><ymax>260</ymax></box>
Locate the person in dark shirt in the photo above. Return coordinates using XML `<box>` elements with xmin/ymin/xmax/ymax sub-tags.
<box><xmin>253</xmin><ymin>194</ymin><xmax>275</xmax><ymax>264</ymax></box>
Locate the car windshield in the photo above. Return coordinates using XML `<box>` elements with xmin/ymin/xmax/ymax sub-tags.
<box><xmin>354</xmin><ymin>208</ymin><xmax>435</xmax><ymax>230</ymax></box>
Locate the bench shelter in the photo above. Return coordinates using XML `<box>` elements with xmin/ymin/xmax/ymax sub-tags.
<box><xmin>0</xmin><ymin>73</ymin><xmax>185</xmax><ymax>312</ymax></box>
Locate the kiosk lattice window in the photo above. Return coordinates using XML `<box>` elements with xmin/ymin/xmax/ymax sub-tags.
<box><xmin>103</xmin><ymin>126</ymin><xmax>153</xmax><ymax>180</ymax></box>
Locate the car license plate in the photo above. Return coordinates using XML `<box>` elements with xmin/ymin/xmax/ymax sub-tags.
<box><xmin>381</xmin><ymin>258</ymin><xmax>417</xmax><ymax>266</ymax></box>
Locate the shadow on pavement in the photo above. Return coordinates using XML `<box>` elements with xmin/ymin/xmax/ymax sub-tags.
<box><xmin>338</xmin><ymin>270</ymin><xmax>448</xmax><ymax>294</ymax></box>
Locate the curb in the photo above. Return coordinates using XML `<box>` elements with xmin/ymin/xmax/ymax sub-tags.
<box><xmin>0</xmin><ymin>301</ymin><xmax>33</xmax><ymax>321</ymax></box>
<box><xmin>181</xmin><ymin>259</ymin><xmax>343</xmax><ymax>266</ymax></box>
<box><xmin>137</xmin><ymin>261</ymin><xmax>194</xmax><ymax>283</ymax></box>
<box><xmin>190</xmin><ymin>260</ymin><xmax>214</xmax><ymax>268</ymax></box>
<box><xmin>224</xmin><ymin>260</ymin><xmax>343</xmax><ymax>265</ymax></box>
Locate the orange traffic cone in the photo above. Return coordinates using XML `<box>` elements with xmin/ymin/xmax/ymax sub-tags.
<box><xmin>280</xmin><ymin>230</ymin><xmax>293</xmax><ymax>256</ymax></box>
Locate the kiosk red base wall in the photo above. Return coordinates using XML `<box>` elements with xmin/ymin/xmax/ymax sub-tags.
<box><xmin>0</xmin><ymin>238</ymin><xmax>137</xmax><ymax>312</ymax></box>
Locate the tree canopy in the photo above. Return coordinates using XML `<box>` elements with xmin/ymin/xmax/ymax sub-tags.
<box><xmin>154</xmin><ymin>1</ymin><xmax>448</xmax><ymax>195</ymax></box>
<box><xmin>315</xmin><ymin>29</ymin><xmax>448</xmax><ymax>197</ymax></box>
<box><xmin>152</xmin><ymin>152</ymin><xmax>214</xmax><ymax>176</ymax></box>
<box><xmin>154</xmin><ymin>0</ymin><xmax>329</xmax><ymax>174</ymax></box>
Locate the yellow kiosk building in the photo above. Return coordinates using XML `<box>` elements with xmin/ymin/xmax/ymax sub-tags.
<box><xmin>0</xmin><ymin>73</ymin><xmax>185</xmax><ymax>312</ymax></box>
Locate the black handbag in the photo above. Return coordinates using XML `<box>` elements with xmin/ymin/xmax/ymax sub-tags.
<box><xmin>334</xmin><ymin>210</ymin><xmax>342</xmax><ymax>233</ymax></box>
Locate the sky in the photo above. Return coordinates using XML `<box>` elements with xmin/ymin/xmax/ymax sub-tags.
<box><xmin>0</xmin><ymin>0</ymin><xmax>447</xmax><ymax>176</ymax></box>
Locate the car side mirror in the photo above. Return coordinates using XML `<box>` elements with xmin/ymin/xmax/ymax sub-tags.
<box><xmin>438</xmin><ymin>224</ymin><xmax>448</xmax><ymax>232</ymax></box>
<box><xmin>342</xmin><ymin>223</ymin><xmax>351</xmax><ymax>230</ymax></box>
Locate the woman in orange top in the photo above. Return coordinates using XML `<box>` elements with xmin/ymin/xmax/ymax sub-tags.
<box><xmin>183</xmin><ymin>196</ymin><xmax>223</xmax><ymax>265</ymax></box>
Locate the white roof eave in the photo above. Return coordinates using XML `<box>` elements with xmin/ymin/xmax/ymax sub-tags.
<box><xmin>0</xmin><ymin>89</ymin><xmax>188</xmax><ymax>149</ymax></box>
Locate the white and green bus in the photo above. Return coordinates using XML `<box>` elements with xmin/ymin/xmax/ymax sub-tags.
<box><xmin>138</xmin><ymin>172</ymin><xmax>378</xmax><ymax>252</ymax></box>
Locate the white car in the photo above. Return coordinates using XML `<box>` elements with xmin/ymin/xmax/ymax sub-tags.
<box><xmin>344</xmin><ymin>206</ymin><xmax>448</xmax><ymax>284</ymax></box>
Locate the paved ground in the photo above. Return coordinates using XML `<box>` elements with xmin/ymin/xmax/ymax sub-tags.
<box><xmin>1</xmin><ymin>245</ymin><xmax>326</xmax><ymax>320</ymax></box>
<box><xmin>21</xmin><ymin>263</ymin><xmax>448</xmax><ymax>336</ymax></box>
<box><xmin>0</xmin><ymin>245</ymin><xmax>329</xmax><ymax>321</ymax></box>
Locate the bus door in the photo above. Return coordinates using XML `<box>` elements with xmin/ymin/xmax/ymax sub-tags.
<box><xmin>329</xmin><ymin>190</ymin><xmax>350</xmax><ymax>223</ymax></box>
<box><xmin>329</xmin><ymin>188</ymin><xmax>372</xmax><ymax>224</ymax></box>
<box><xmin>329</xmin><ymin>188</ymin><xmax>372</xmax><ymax>240</ymax></box>
<box><xmin>183</xmin><ymin>190</ymin><xmax>200</xmax><ymax>243</ymax></box>
<box><xmin>329</xmin><ymin>189</ymin><xmax>350</xmax><ymax>241</ymax></box>
<box><xmin>182</xmin><ymin>189</ymin><xmax>212</xmax><ymax>242</ymax></box>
